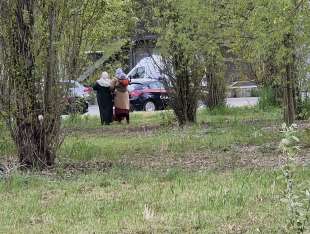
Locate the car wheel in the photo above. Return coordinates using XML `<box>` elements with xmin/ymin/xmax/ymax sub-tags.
<box><xmin>144</xmin><ymin>101</ymin><xmax>156</xmax><ymax>112</ymax></box>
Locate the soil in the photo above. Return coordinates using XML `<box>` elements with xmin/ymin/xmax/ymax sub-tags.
<box><xmin>119</xmin><ymin>145</ymin><xmax>310</xmax><ymax>171</ymax></box>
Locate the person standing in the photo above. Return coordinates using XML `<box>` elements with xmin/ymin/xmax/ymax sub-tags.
<box><xmin>92</xmin><ymin>72</ymin><xmax>113</xmax><ymax>125</ymax></box>
<box><xmin>111</xmin><ymin>68</ymin><xmax>130</xmax><ymax>124</ymax></box>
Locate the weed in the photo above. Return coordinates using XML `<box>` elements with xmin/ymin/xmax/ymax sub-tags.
<box><xmin>159</xmin><ymin>110</ymin><xmax>177</xmax><ymax>127</ymax></box>
<box><xmin>279</xmin><ymin>123</ymin><xmax>310</xmax><ymax>233</ymax></box>
<box><xmin>296</xmin><ymin>99</ymin><xmax>310</xmax><ymax>120</ymax></box>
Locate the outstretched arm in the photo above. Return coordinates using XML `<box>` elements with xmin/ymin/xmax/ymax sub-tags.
<box><xmin>92</xmin><ymin>82</ymin><xmax>99</xmax><ymax>91</ymax></box>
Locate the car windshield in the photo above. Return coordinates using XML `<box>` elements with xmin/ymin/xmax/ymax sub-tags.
<box><xmin>128</xmin><ymin>83</ymin><xmax>145</xmax><ymax>92</ymax></box>
<box><xmin>130</xmin><ymin>67</ymin><xmax>145</xmax><ymax>79</ymax></box>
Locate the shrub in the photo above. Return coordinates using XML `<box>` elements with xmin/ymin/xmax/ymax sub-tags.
<box><xmin>258</xmin><ymin>86</ymin><xmax>280</xmax><ymax>110</ymax></box>
<box><xmin>296</xmin><ymin>99</ymin><xmax>310</xmax><ymax>120</ymax></box>
<box><xmin>159</xmin><ymin>111</ymin><xmax>177</xmax><ymax>127</ymax></box>
<box><xmin>64</xmin><ymin>97</ymin><xmax>88</xmax><ymax>115</ymax></box>
<box><xmin>279</xmin><ymin>123</ymin><xmax>310</xmax><ymax>233</ymax></box>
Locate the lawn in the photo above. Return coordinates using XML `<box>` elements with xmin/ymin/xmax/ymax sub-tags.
<box><xmin>1</xmin><ymin>107</ymin><xmax>310</xmax><ymax>233</ymax></box>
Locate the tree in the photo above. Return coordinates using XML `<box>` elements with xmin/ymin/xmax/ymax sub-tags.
<box><xmin>153</xmin><ymin>1</ymin><xmax>204</xmax><ymax>125</ymax></box>
<box><xmin>0</xmin><ymin>0</ymin><xmax>130</xmax><ymax>169</ymax></box>
<box><xmin>0</xmin><ymin>0</ymin><xmax>61</xmax><ymax>168</ymax></box>
<box><xmin>150</xmin><ymin>0</ymin><xmax>230</xmax><ymax>124</ymax></box>
<box><xmin>230</xmin><ymin>0</ymin><xmax>310</xmax><ymax>124</ymax></box>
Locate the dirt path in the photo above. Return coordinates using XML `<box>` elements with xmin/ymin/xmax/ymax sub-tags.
<box><xmin>64</xmin><ymin>124</ymin><xmax>163</xmax><ymax>137</ymax></box>
<box><xmin>118</xmin><ymin>145</ymin><xmax>310</xmax><ymax>171</ymax></box>
<box><xmin>2</xmin><ymin>145</ymin><xmax>310</xmax><ymax>177</ymax></box>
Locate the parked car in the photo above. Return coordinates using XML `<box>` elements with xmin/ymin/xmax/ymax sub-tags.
<box><xmin>128</xmin><ymin>55</ymin><xmax>163</xmax><ymax>80</ymax></box>
<box><xmin>61</xmin><ymin>80</ymin><xmax>91</xmax><ymax>114</ymax></box>
<box><xmin>128</xmin><ymin>79</ymin><xmax>169</xmax><ymax>112</ymax></box>
<box><xmin>62</xmin><ymin>80</ymin><xmax>92</xmax><ymax>98</ymax></box>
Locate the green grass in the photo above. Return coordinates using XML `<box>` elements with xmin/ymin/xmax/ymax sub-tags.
<box><xmin>1</xmin><ymin>107</ymin><xmax>310</xmax><ymax>233</ymax></box>
<box><xmin>2</xmin><ymin>107</ymin><xmax>283</xmax><ymax>160</ymax></box>
<box><xmin>62</xmin><ymin>111</ymin><xmax>164</xmax><ymax>130</ymax></box>
<box><xmin>59</xmin><ymin>107</ymin><xmax>283</xmax><ymax>163</ymax></box>
<box><xmin>62</xmin><ymin>106</ymin><xmax>282</xmax><ymax>130</ymax></box>
<box><xmin>2</xmin><ymin>167</ymin><xmax>310</xmax><ymax>233</ymax></box>
<box><xmin>60</xmin><ymin>123</ymin><xmax>281</xmax><ymax>163</ymax></box>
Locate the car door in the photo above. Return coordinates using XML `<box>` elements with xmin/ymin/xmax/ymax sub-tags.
<box><xmin>147</xmin><ymin>81</ymin><xmax>166</xmax><ymax>109</ymax></box>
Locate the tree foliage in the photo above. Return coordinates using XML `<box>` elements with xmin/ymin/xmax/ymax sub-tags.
<box><xmin>149</xmin><ymin>0</ymin><xmax>231</xmax><ymax>124</ymax></box>
<box><xmin>230</xmin><ymin>0</ymin><xmax>310</xmax><ymax>123</ymax></box>
<box><xmin>0</xmin><ymin>0</ymin><xmax>131</xmax><ymax>168</ymax></box>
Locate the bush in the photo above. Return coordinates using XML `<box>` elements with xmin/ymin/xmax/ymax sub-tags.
<box><xmin>159</xmin><ymin>111</ymin><xmax>177</xmax><ymax>127</ymax></box>
<box><xmin>258</xmin><ymin>86</ymin><xmax>280</xmax><ymax>110</ymax></box>
<box><xmin>86</xmin><ymin>92</ymin><xmax>97</xmax><ymax>105</ymax></box>
<box><xmin>0</xmin><ymin>120</ymin><xmax>15</xmax><ymax>156</ymax></box>
<box><xmin>64</xmin><ymin>97</ymin><xmax>88</xmax><ymax>115</ymax></box>
<box><xmin>296</xmin><ymin>99</ymin><xmax>310</xmax><ymax>120</ymax></box>
<box><xmin>250</xmin><ymin>88</ymin><xmax>260</xmax><ymax>97</ymax></box>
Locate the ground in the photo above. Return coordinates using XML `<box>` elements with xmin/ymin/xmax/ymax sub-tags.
<box><xmin>0</xmin><ymin>106</ymin><xmax>310</xmax><ymax>233</ymax></box>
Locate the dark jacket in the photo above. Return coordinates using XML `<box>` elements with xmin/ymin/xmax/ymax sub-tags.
<box><xmin>92</xmin><ymin>82</ymin><xmax>113</xmax><ymax>125</ymax></box>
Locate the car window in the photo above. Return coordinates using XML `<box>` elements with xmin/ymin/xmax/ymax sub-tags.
<box><xmin>131</xmin><ymin>67</ymin><xmax>145</xmax><ymax>79</ymax></box>
<box><xmin>128</xmin><ymin>83</ymin><xmax>145</xmax><ymax>92</ymax></box>
<box><xmin>149</xmin><ymin>82</ymin><xmax>164</xmax><ymax>89</ymax></box>
<box><xmin>157</xmin><ymin>82</ymin><xmax>165</xmax><ymax>89</ymax></box>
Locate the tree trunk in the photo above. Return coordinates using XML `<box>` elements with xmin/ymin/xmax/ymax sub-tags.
<box><xmin>167</xmin><ymin>54</ymin><xmax>199</xmax><ymax>126</ymax></box>
<box><xmin>283</xmin><ymin>62</ymin><xmax>296</xmax><ymax>125</ymax></box>
<box><xmin>206</xmin><ymin>63</ymin><xmax>226</xmax><ymax>110</ymax></box>
<box><xmin>283</xmin><ymin>33</ymin><xmax>296</xmax><ymax>125</ymax></box>
<box><xmin>11</xmin><ymin>0</ymin><xmax>60</xmax><ymax>168</ymax></box>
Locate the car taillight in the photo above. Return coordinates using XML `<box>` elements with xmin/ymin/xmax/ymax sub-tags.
<box><xmin>130</xmin><ymin>90</ymin><xmax>142</xmax><ymax>97</ymax></box>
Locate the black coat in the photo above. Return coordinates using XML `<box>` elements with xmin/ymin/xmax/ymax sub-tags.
<box><xmin>92</xmin><ymin>82</ymin><xmax>113</xmax><ymax>125</ymax></box>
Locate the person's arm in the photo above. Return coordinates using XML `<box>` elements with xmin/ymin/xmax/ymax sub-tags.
<box><xmin>92</xmin><ymin>82</ymin><xmax>99</xmax><ymax>91</ymax></box>
<box><xmin>110</xmin><ymin>79</ymin><xmax>117</xmax><ymax>90</ymax></box>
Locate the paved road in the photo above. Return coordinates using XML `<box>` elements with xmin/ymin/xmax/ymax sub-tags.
<box><xmin>226</xmin><ymin>97</ymin><xmax>259</xmax><ymax>107</ymax></box>
<box><xmin>85</xmin><ymin>97</ymin><xmax>259</xmax><ymax>116</ymax></box>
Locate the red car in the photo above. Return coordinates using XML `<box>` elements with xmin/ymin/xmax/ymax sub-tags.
<box><xmin>128</xmin><ymin>79</ymin><xmax>169</xmax><ymax>111</ymax></box>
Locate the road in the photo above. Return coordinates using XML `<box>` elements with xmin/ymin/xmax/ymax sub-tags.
<box><xmin>85</xmin><ymin>97</ymin><xmax>259</xmax><ymax>116</ymax></box>
<box><xmin>226</xmin><ymin>97</ymin><xmax>259</xmax><ymax>107</ymax></box>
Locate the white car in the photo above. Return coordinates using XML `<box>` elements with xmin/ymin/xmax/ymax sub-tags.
<box><xmin>62</xmin><ymin>80</ymin><xmax>91</xmax><ymax>98</ymax></box>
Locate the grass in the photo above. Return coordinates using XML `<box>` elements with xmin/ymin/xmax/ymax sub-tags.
<box><xmin>62</xmin><ymin>106</ymin><xmax>281</xmax><ymax>130</ymax></box>
<box><xmin>62</xmin><ymin>111</ymin><xmax>164</xmax><ymax>129</ymax></box>
<box><xmin>59</xmin><ymin>107</ymin><xmax>283</xmax><ymax>163</ymax></box>
<box><xmin>60</xmin><ymin>123</ymin><xmax>281</xmax><ymax>163</ymax></box>
<box><xmin>2</xmin><ymin>167</ymin><xmax>310</xmax><ymax>233</ymax></box>
<box><xmin>1</xmin><ymin>106</ymin><xmax>310</xmax><ymax>233</ymax></box>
